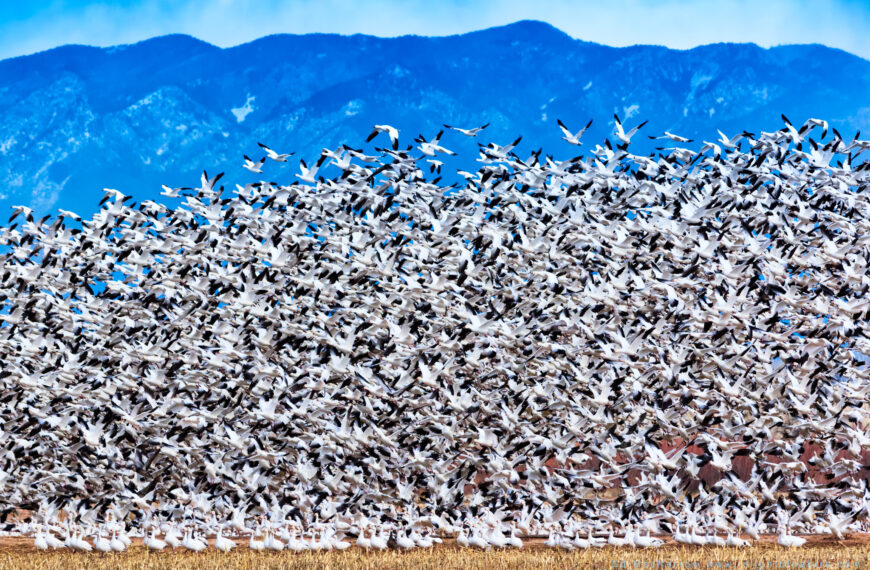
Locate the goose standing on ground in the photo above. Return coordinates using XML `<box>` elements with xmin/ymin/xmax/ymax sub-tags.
<box><xmin>249</xmin><ymin>529</ymin><xmax>266</xmax><ymax>551</ymax></box>
<box><xmin>607</xmin><ymin>528</ymin><xmax>627</xmax><ymax>547</ymax></box>
<box><xmin>395</xmin><ymin>528</ymin><xmax>414</xmax><ymax>550</ymax></box>
<box><xmin>632</xmin><ymin>528</ymin><xmax>664</xmax><ymax>548</ymax></box>
<box><xmin>110</xmin><ymin>531</ymin><xmax>127</xmax><ymax>552</ymax></box>
<box><xmin>370</xmin><ymin>525</ymin><xmax>389</xmax><ymax>551</ymax></box>
<box><xmin>456</xmin><ymin>527</ymin><xmax>470</xmax><ymax>549</ymax></box>
<box><xmin>145</xmin><ymin>528</ymin><xmax>167</xmax><ymax>550</ymax></box>
<box><xmin>33</xmin><ymin>528</ymin><xmax>49</xmax><ymax>551</ymax></box>
<box><xmin>777</xmin><ymin>526</ymin><xmax>807</xmax><ymax>548</ymax></box>
<box><xmin>44</xmin><ymin>529</ymin><xmax>65</xmax><ymax>550</ymax></box>
<box><xmin>509</xmin><ymin>524</ymin><xmax>523</xmax><ymax>548</ymax></box>
<box><xmin>72</xmin><ymin>529</ymin><xmax>93</xmax><ymax>552</ymax></box>
<box><xmin>182</xmin><ymin>527</ymin><xmax>207</xmax><ymax>552</ymax></box>
<box><xmin>94</xmin><ymin>531</ymin><xmax>112</xmax><ymax>554</ymax></box>
<box><xmin>215</xmin><ymin>529</ymin><xmax>236</xmax><ymax>552</ymax></box>
<box><xmin>265</xmin><ymin>529</ymin><xmax>285</xmax><ymax>551</ymax></box>
<box><xmin>356</xmin><ymin>526</ymin><xmax>372</xmax><ymax>550</ymax></box>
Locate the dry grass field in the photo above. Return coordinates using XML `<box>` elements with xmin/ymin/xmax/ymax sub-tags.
<box><xmin>1</xmin><ymin>536</ymin><xmax>868</xmax><ymax>570</ymax></box>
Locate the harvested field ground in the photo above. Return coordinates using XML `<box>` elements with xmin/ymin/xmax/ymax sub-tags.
<box><xmin>0</xmin><ymin>536</ymin><xmax>869</xmax><ymax>570</ymax></box>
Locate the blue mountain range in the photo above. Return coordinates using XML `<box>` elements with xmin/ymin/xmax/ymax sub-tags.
<box><xmin>0</xmin><ymin>20</ymin><xmax>868</xmax><ymax>216</ymax></box>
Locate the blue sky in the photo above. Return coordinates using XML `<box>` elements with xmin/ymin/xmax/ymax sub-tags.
<box><xmin>1</xmin><ymin>0</ymin><xmax>868</xmax><ymax>60</ymax></box>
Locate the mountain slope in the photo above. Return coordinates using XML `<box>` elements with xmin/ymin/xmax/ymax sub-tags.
<box><xmin>0</xmin><ymin>20</ymin><xmax>868</xmax><ymax>215</ymax></box>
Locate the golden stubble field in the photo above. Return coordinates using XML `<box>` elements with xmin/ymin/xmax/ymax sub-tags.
<box><xmin>1</xmin><ymin>537</ymin><xmax>869</xmax><ymax>570</ymax></box>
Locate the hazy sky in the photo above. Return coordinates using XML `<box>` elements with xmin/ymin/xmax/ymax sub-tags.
<box><xmin>1</xmin><ymin>0</ymin><xmax>868</xmax><ymax>61</ymax></box>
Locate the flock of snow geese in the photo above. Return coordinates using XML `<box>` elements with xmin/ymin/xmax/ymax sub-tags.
<box><xmin>1</xmin><ymin>114</ymin><xmax>869</xmax><ymax>553</ymax></box>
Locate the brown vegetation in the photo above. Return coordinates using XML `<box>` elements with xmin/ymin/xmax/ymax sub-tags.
<box><xmin>1</xmin><ymin>536</ymin><xmax>869</xmax><ymax>570</ymax></box>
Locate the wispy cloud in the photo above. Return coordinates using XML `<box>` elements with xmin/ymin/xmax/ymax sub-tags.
<box><xmin>0</xmin><ymin>0</ymin><xmax>867</xmax><ymax>60</ymax></box>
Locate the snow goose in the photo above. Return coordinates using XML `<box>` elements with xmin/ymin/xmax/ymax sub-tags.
<box><xmin>366</xmin><ymin>124</ymin><xmax>400</xmax><ymax>150</ymax></box>
<box><xmin>607</xmin><ymin>528</ymin><xmax>627</xmax><ymax>547</ymax></box>
<box><xmin>356</xmin><ymin>526</ymin><xmax>372</xmax><ymax>550</ymax></box>
<box><xmin>415</xmin><ymin>131</ymin><xmax>456</xmax><ymax>157</ymax></box>
<box><xmin>411</xmin><ymin>528</ymin><xmax>433</xmax><ymax>548</ymax></box>
<box><xmin>45</xmin><ymin>530</ymin><xmax>65</xmax><ymax>550</ymax></box>
<box><xmin>182</xmin><ymin>528</ymin><xmax>207</xmax><ymax>552</ymax></box>
<box><xmin>632</xmin><ymin>528</ymin><xmax>663</xmax><ymax>548</ymax></box>
<box><xmin>725</xmin><ymin>532</ymin><xmax>749</xmax><ymax>547</ymax></box>
<box><xmin>296</xmin><ymin>155</ymin><xmax>326</xmax><ymax>184</ymax></box>
<box><xmin>116</xmin><ymin>528</ymin><xmax>132</xmax><ymax>548</ymax></box>
<box><xmin>327</xmin><ymin>527</ymin><xmax>352</xmax><ymax>550</ymax></box>
<box><xmin>613</xmin><ymin>114</ymin><xmax>648</xmax><ymax>147</ymax></box>
<box><xmin>94</xmin><ymin>531</ymin><xmax>112</xmax><ymax>553</ymax></box>
<box><xmin>456</xmin><ymin>527</ymin><xmax>470</xmax><ymax>548</ymax></box>
<box><xmin>557</xmin><ymin>118</ymin><xmax>593</xmax><ymax>146</ymax></box>
<box><xmin>163</xmin><ymin>524</ymin><xmax>181</xmax><ymax>549</ymax></box>
<box><xmin>215</xmin><ymin>529</ymin><xmax>236</xmax><ymax>552</ymax></box>
<box><xmin>144</xmin><ymin>528</ymin><xmax>167</xmax><ymax>550</ymax></box>
<box><xmin>110</xmin><ymin>531</ymin><xmax>127</xmax><ymax>552</ymax></box>
<box><xmin>258</xmin><ymin>142</ymin><xmax>293</xmax><ymax>162</ymax></box>
<box><xmin>443</xmin><ymin>123</ymin><xmax>489</xmax><ymax>137</ymax></box>
<box><xmin>265</xmin><ymin>529</ymin><xmax>285</xmax><ymax>551</ymax></box>
<box><xmin>485</xmin><ymin>524</ymin><xmax>508</xmax><ymax>548</ymax></box>
<box><xmin>395</xmin><ymin>528</ymin><xmax>415</xmax><ymax>550</ymax></box>
<box><xmin>649</xmin><ymin>131</ymin><xmax>693</xmax><ymax>143</ymax></box>
<box><xmin>468</xmin><ymin>525</ymin><xmax>488</xmax><ymax>549</ymax></box>
<box><xmin>370</xmin><ymin>525</ymin><xmax>389</xmax><ymax>550</ymax></box>
<box><xmin>777</xmin><ymin>527</ymin><xmax>806</xmax><ymax>548</ymax></box>
<box><xmin>242</xmin><ymin>155</ymin><xmax>266</xmax><ymax>174</ymax></box>
<box><xmin>249</xmin><ymin>530</ymin><xmax>266</xmax><ymax>551</ymax></box>
<box><xmin>72</xmin><ymin>530</ymin><xmax>93</xmax><ymax>552</ymax></box>
<box><xmin>33</xmin><ymin>528</ymin><xmax>49</xmax><ymax>551</ymax></box>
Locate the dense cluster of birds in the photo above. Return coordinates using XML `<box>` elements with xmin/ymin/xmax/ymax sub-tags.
<box><xmin>1</xmin><ymin>114</ymin><xmax>869</xmax><ymax>552</ymax></box>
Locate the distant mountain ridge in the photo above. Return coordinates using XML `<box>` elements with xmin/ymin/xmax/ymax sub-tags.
<box><xmin>0</xmin><ymin>20</ymin><xmax>868</xmax><ymax>215</ymax></box>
